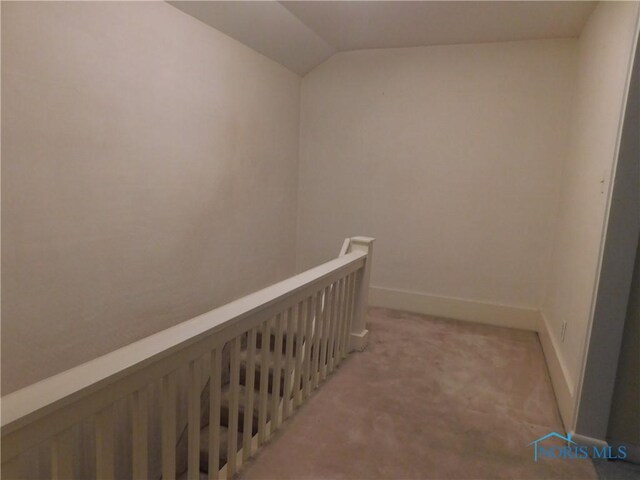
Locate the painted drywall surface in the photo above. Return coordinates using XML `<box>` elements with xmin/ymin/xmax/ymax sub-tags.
<box><xmin>542</xmin><ymin>2</ymin><xmax>640</xmax><ymax>400</ymax></box>
<box><xmin>574</xmin><ymin>25</ymin><xmax>639</xmax><ymax>441</ymax></box>
<box><xmin>297</xmin><ymin>39</ymin><xmax>577</xmax><ymax>314</ymax></box>
<box><xmin>1</xmin><ymin>1</ymin><xmax>300</xmax><ymax>394</ymax></box>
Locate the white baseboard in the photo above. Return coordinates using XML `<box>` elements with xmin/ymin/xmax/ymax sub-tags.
<box><xmin>367</xmin><ymin>287</ymin><xmax>582</xmax><ymax>432</ymax></box>
<box><xmin>369</xmin><ymin>286</ymin><xmax>540</xmax><ymax>331</ymax></box>
<box><xmin>571</xmin><ymin>433</ymin><xmax>608</xmax><ymax>448</ymax></box>
<box><xmin>538</xmin><ymin>310</ymin><xmax>576</xmax><ymax>431</ymax></box>
<box><xmin>349</xmin><ymin>329</ymin><xmax>369</xmax><ymax>352</ymax></box>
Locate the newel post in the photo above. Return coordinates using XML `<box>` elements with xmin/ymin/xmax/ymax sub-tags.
<box><xmin>348</xmin><ymin>236</ymin><xmax>375</xmax><ymax>352</ymax></box>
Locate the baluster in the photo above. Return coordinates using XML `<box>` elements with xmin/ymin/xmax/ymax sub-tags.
<box><xmin>208</xmin><ymin>348</ymin><xmax>222</xmax><ymax>480</ymax></box>
<box><xmin>328</xmin><ymin>280</ymin><xmax>339</xmax><ymax>373</ymax></box>
<box><xmin>348</xmin><ymin>271</ymin><xmax>358</xmax><ymax>352</ymax></box>
<box><xmin>341</xmin><ymin>277</ymin><xmax>349</xmax><ymax>359</ymax></box>
<box><xmin>258</xmin><ymin>319</ymin><xmax>271</xmax><ymax>443</ymax></box>
<box><xmin>312</xmin><ymin>289</ymin><xmax>323</xmax><ymax>389</ymax></box>
<box><xmin>243</xmin><ymin>328</ymin><xmax>257</xmax><ymax>460</ymax></box>
<box><xmin>51</xmin><ymin>428</ymin><xmax>74</xmax><ymax>480</ymax></box>
<box><xmin>335</xmin><ymin>277</ymin><xmax>345</xmax><ymax>367</ymax></box>
<box><xmin>320</xmin><ymin>285</ymin><xmax>331</xmax><ymax>380</ymax></box>
<box><xmin>342</xmin><ymin>274</ymin><xmax>354</xmax><ymax>359</ymax></box>
<box><xmin>350</xmin><ymin>273</ymin><xmax>357</xmax><ymax>350</ymax></box>
<box><xmin>283</xmin><ymin>306</ymin><xmax>295</xmax><ymax>419</ymax></box>
<box><xmin>294</xmin><ymin>301</ymin><xmax>305</xmax><ymax>408</ymax></box>
<box><xmin>227</xmin><ymin>337</ymin><xmax>240</xmax><ymax>477</ymax></box>
<box><xmin>187</xmin><ymin>359</ymin><xmax>201</xmax><ymax>479</ymax></box>
<box><xmin>271</xmin><ymin>313</ymin><xmax>284</xmax><ymax>430</ymax></box>
<box><xmin>333</xmin><ymin>278</ymin><xmax>345</xmax><ymax>368</ymax></box>
<box><xmin>303</xmin><ymin>296</ymin><xmax>314</xmax><ymax>399</ymax></box>
<box><xmin>342</xmin><ymin>275</ymin><xmax>351</xmax><ymax>359</ymax></box>
<box><xmin>161</xmin><ymin>372</ymin><xmax>177</xmax><ymax>480</ymax></box>
<box><xmin>332</xmin><ymin>279</ymin><xmax>341</xmax><ymax>367</ymax></box>
<box><xmin>336</xmin><ymin>277</ymin><xmax>346</xmax><ymax>363</ymax></box>
<box><xmin>131</xmin><ymin>388</ymin><xmax>148</xmax><ymax>480</ymax></box>
<box><xmin>96</xmin><ymin>405</ymin><xmax>114</xmax><ymax>480</ymax></box>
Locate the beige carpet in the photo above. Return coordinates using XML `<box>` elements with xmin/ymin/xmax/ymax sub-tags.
<box><xmin>239</xmin><ymin>307</ymin><xmax>597</xmax><ymax>479</ymax></box>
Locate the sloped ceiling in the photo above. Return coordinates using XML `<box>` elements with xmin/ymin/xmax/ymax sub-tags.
<box><xmin>169</xmin><ymin>1</ymin><xmax>335</xmax><ymax>74</ymax></box>
<box><xmin>170</xmin><ymin>1</ymin><xmax>597</xmax><ymax>75</ymax></box>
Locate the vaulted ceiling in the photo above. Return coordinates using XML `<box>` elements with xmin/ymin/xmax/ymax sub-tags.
<box><xmin>169</xmin><ymin>1</ymin><xmax>597</xmax><ymax>75</ymax></box>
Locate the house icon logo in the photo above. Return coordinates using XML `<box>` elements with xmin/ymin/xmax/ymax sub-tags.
<box><xmin>527</xmin><ymin>431</ymin><xmax>628</xmax><ymax>462</ymax></box>
<box><xmin>527</xmin><ymin>432</ymin><xmax>576</xmax><ymax>462</ymax></box>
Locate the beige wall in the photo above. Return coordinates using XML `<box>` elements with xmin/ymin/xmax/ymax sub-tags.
<box><xmin>542</xmin><ymin>1</ymin><xmax>640</xmax><ymax>404</ymax></box>
<box><xmin>297</xmin><ymin>39</ymin><xmax>576</xmax><ymax>315</ymax></box>
<box><xmin>1</xmin><ymin>1</ymin><xmax>301</xmax><ymax>394</ymax></box>
<box><xmin>573</xmin><ymin>20</ymin><xmax>639</xmax><ymax>441</ymax></box>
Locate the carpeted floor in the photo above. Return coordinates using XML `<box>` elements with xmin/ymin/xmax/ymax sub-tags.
<box><xmin>239</xmin><ymin>307</ymin><xmax>598</xmax><ymax>479</ymax></box>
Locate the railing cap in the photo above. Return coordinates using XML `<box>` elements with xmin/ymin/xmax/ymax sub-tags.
<box><xmin>1</xmin><ymin>249</ymin><xmax>368</xmax><ymax>434</ymax></box>
<box><xmin>350</xmin><ymin>236</ymin><xmax>375</xmax><ymax>245</ymax></box>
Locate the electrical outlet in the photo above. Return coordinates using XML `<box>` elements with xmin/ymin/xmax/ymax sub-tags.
<box><xmin>560</xmin><ymin>321</ymin><xmax>567</xmax><ymax>342</ymax></box>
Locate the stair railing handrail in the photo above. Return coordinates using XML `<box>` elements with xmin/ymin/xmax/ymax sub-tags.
<box><xmin>276</xmin><ymin>235</ymin><xmax>371</xmax><ymax>433</ymax></box>
<box><xmin>1</xmin><ymin>236</ymin><xmax>374</xmax><ymax>479</ymax></box>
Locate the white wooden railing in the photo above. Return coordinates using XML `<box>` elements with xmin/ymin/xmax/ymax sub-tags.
<box><xmin>1</xmin><ymin>237</ymin><xmax>374</xmax><ymax>480</ymax></box>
